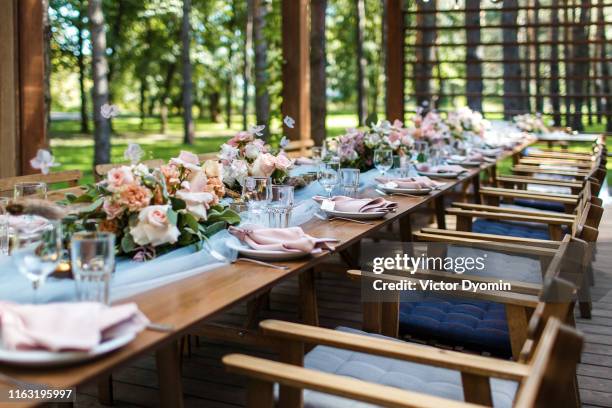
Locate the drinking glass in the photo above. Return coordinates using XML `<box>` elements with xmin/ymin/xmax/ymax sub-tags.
<box><xmin>268</xmin><ymin>185</ymin><xmax>295</xmax><ymax>228</ymax></box>
<box><xmin>71</xmin><ymin>232</ymin><xmax>115</xmax><ymax>304</ymax></box>
<box><xmin>397</xmin><ymin>155</ymin><xmax>412</xmax><ymax>178</ymax></box>
<box><xmin>317</xmin><ymin>161</ymin><xmax>339</xmax><ymax>198</ymax></box>
<box><xmin>311</xmin><ymin>147</ymin><xmax>323</xmax><ymax>164</ymax></box>
<box><xmin>14</xmin><ymin>182</ymin><xmax>47</xmax><ymax>200</ymax></box>
<box><xmin>12</xmin><ymin>219</ymin><xmax>63</xmax><ymax>302</ymax></box>
<box><xmin>373</xmin><ymin>148</ymin><xmax>394</xmax><ymax>177</ymax></box>
<box><xmin>242</xmin><ymin>176</ymin><xmax>272</xmax><ymax>226</ymax></box>
<box><xmin>339</xmin><ymin>168</ymin><xmax>360</xmax><ymax>197</ymax></box>
<box><xmin>413</xmin><ymin>141</ymin><xmax>429</xmax><ymax>163</ymax></box>
<box><xmin>0</xmin><ymin>198</ymin><xmax>8</xmax><ymax>256</ymax></box>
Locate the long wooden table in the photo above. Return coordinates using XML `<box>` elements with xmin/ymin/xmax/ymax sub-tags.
<box><xmin>0</xmin><ymin>139</ymin><xmax>533</xmax><ymax>408</ymax></box>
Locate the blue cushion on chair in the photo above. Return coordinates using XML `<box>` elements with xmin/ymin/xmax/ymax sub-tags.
<box><xmin>512</xmin><ymin>198</ymin><xmax>566</xmax><ymax>212</ymax></box>
<box><xmin>472</xmin><ymin>219</ymin><xmax>554</xmax><ymax>240</ymax></box>
<box><xmin>398</xmin><ymin>297</ymin><xmax>512</xmax><ymax>357</ymax></box>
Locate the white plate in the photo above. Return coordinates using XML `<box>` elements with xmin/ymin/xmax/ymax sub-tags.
<box><xmin>417</xmin><ymin>171</ymin><xmax>462</xmax><ymax>178</ymax></box>
<box><xmin>322</xmin><ymin>208</ymin><xmax>388</xmax><ymax>220</ymax></box>
<box><xmin>0</xmin><ymin>333</ymin><xmax>135</xmax><ymax>367</ymax></box>
<box><xmin>226</xmin><ymin>239</ymin><xmax>309</xmax><ymax>261</ymax></box>
<box><xmin>376</xmin><ymin>184</ymin><xmax>432</xmax><ymax>195</ymax></box>
<box><xmin>447</xmin><ymin>159</ymin><xmax>482</xmax><ymax>167</ymax></box>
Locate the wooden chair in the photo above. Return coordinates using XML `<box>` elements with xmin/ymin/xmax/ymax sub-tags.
<box><xmin>0</xmin><ymin>170</ymin><xmax>82</xmax><ymax>197</ymax></box>
<box><xmin>224</xmin><ymin>317</ymin><xmax>583</xmax><ymax>408</ymax></box>
<box><xmin>283</xmin><ymin>139</ymin><xmax>315</xmax><ymax>158</ymax></box>
<box><xmin>94</xmin><ymin>159</ymin><xmax>165</xmax><ymax>177</ymax></box>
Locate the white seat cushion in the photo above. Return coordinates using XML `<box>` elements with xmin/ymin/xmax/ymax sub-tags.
<box><xmin>283</xmin><ymin>326</ymin><xmax>518</xmax><ymax>408</ymax></box>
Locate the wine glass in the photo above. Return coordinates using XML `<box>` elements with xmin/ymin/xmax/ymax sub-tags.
<box><xmin>311</xmin><ymin>147</ymin><xmax>323</xmax><ymax>164</ymax></box>
<box><xmin>373</xmin><ymin>148</ymin><xmax>394</xmax><ymax>177</ymax></box>
<box><xmin>14</xmin><ymin>182</ymin><xmax>47</xmax><ymax>200</ymax></box>
<box><xmin>12</xmin><ymin>219</ymin><xmax>63</xmax><ymax>302</ymax></box>
<box><xmin>317</xmin><ymin>161</ymin><xmax>339</xmax><ymax>198</ymax></box>
<box><xmin>242</xmin><ymin>176</ymin><xmax>272</xmax><ymax>226</ymax></box>
<box><xmin>0</xmin><ymin>198</ymin><xmax>9</xmax><ymax>256</ymax></box>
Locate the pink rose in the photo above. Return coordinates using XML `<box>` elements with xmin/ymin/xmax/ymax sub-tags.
<box><xmin>118</xmin><ymin>184</ymin><xmax>152</xmax><ymax>211</ymax></box>
<box><xmin>170</xmin><ymin>151</ymin><xmax>200</xmax><ymax>171</ymax></box>
<box><xmin>130</xmin><ymin>205</ymin><xmax>180</xmax><ymax>246</ymax></box>
<box><xmin>388</xmin><ymin>132</ymin><xmax>401</xmax><ymax>144</ymax></box>
<box><xmin>274</xmin><ymin>154</ymin><xmax>292</xmax><ymax>171</ymax></box>
<box><xmin>103</xmin><ymin>198</ymin><xmax>124</xmax><ymax>219</ymax></box>
<box><xmin>392</xmin><ymin>119</ymin><xmax>404</xmax><ymax>129</ymax></box>
<box><xmin>251</xmin><ymin>153</ymin><xmax>276</xmax><ymax>177</ymax></box>
<box><xmin>160</xmin><ymin>164</ymin><xmax>180</xmax><ymax>188</ymax></box>
<box><xmin>106</xmin><ymin>166</ymin><xmax>134</xmax><ymax>192</ymax></box>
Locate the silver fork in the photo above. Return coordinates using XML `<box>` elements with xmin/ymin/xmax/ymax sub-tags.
<box><xmin>314</xmin><ymin>212</ymin><xmax>372</xmax><ymax>225</ymax></box>
<box><xmin>206</xmin><ymin>241</ymin><xmax>289</xmax><ymax>270</ymax></box>
<box><xmin>375</xmin><ymin>188</ymin><xmax>422</xmax><ymax>198</ymax></box>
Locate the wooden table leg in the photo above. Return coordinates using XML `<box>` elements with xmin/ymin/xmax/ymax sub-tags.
<box><xmin>434</xmin><ymin>195</ymin><xmax>446</xmax><ymax>229</ymax></box>
<box><xmin>156</xmin><ymin>340</ymin><xmax>184</xmax><ymax>408</ymax></box>
<box><xmin>472</xmin><ymin>174</ymin><xmax>481</xmax><ymax>204</ymax></box>
<box><xmin>399</xmin><ymin>214</ymin><xmax>412</xmax><ymax>242</ymax></box>
<box><xmin>97</xmin><ymin>375</ymin><xmax>113</xmax><ymax>405</ymax></box>
<box><xmin>299</xmin><ymin>269</ymin><xmax>319</xmax><ymax>326</ymax></box>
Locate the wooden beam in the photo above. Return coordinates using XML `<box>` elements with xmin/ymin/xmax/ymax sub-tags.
<box><xmin>281</xmin><ymin>0</ymin><xmax>311</xmax><ymax>142</ymax></box>
<box><xmin>0</xmin><ymin>0</ymin><xmax>19</xmax><ymax>178</ymax></box>
<box><xmin>18</xmin><ymin>0</ymin><xmax>46</xmax><ymax>175</ymax></box>
<box><xmin>385</xmin><ymin>0</ymin><xmax>405</xmax><ymax>122</ymax></box>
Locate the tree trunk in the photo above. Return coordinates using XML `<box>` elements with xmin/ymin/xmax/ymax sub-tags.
<box><xmin>226</xmin><ymin>1</ymin><xmax>236</xmax><ymax>129</ymax></box>
<box><xmin>181</xmin><ymin>0</ymin><xmax>195</xmax><ymax>144</ymax></box>
<box><xmin>77</xmin><ymin>2</ymin><xmax>88</xmax><ymax>133</ymax></box>
<box><xmin>550</xmin><ymin>3</ymin><xmax>561</xmax><ymax>125</ymax></box>
<box><xmin>532</xmin><ymin>0</ymin><xmax>543</xmax><ymax>113</ymax></box>
<box><xmin>42</xmin><ymin>0</ymin><xmax>51</xmax><ymax>138</ymax></box>
<box><xmin>209</xmin><ymin>92</ymin><xmax>221</xmax><ymax>122</ymax></box>
<box><xmin>571</xmin><ymin>0</ymin><xmax>591</xmax><ymax>131</ymax></box>
<box><xmin>596</xmin><ymin>0</ymin><xmax>610</xmax><ymax>128</ymax></box>
<box><xmin>465</xmin><ymin>0</ymin><xmax>482</xmax><ymax>112</ymax></box>
<box><xmin>252</xmin><ymin>0</ymin><xmax>270</xmax><ymax>138</ymax></box>
<box><xmin>242</xmin><ymin>0</ymin><xmax>253</xmax><ymax>130</ymax></box>
<box><xmin>160</xmin><ymin>62</ymin><xmax>176</xmax><ymax>135</ymax></box>
<box><xmin>414</xmin><ymin>0</ymin><xmax>436</xmax><ymax>111</ymax></box>
<box><xmin>380</xmin><ymin>0</ymin><xmax>387</xmax><ymax>114</ymax></box>
<box><xmin>523</xmin><ymin>4</ymin><xmax>532</xmax><ymax>112</ymax></box>
<box><xmin>88</xmin><ymin>0</ymin><xmax>111</xmax><ymax>166</ymax></box>
<box><xmin>139</xmin><ymin>79</ymin><xmax>147</xmax><ymax>130</ymax></box>
<box><xmin>310</xmin><ymin>0</ymin><xmax>327</xmax><ymax>146</ymax></box>
<box><xmin>501</xmin><ymin>0</ymin><xmax>523</xmax><ymax>118</ymax></box>
<box><xmin>355</xmin><ymin>0</ymin><xmax>367</xmax><ymax>125</ymax></box>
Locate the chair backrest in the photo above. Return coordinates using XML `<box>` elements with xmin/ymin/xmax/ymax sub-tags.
<box><xmin>0</xmin><ymin>170</ymin><xmax>82</xmax><ymax>197</ymax></box>
<box><xmin>514</xmin><ymin>318</ymin><xmax>583</xmax><ymax>407</ymax></box>
<box><xmin>95</xmin><ymin>159</ymin><xmax>165</xmax><ymax>177</ymax></box>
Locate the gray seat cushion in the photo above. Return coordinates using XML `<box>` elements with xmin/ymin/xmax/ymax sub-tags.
<box><xmin>289</xmin><ymin>326</ymin><xmax>518</xmax><ymax>408</ymax></box>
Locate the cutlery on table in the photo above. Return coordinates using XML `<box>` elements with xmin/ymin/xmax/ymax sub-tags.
<box><xmin>315</xmin><ymin>212</ymin><xmax>373</xmax><ymax>225</ymax></box>
<box><xmin>205</xmin><ymin>241</ymin><xmax>289</xmax><ymax>270</ymax></box>
<box><xmin>146</xmin><ymin>323</ymin><xmax>175</xmax><ymax>333</ymax></box>
<box><xmin>375</xmin><ymin>188</ymin><xmax>422</xmax><ymax>198</ymax></box>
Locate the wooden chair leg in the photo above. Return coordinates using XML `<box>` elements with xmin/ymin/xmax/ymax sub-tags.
<box><xmin>505</xmin><ymin>304</ymin><xmax>529</xmax><ymax>360</ymax></box>
<box><xmin>156</xmin><ymin>340</ymin><xmax>184</xmax><ymax>408</ymax></box>
<box><xmin>434</xmin><ymin>195</ymin><xmax>446</xmax><ymax>229</ymax></box>
<box><xmin>247</xmin><ymin>379</ymin><xmax>274</xmax><ymax>408</ymax></box>
<box><xmin>578</xmin><ymin>301</ymin><xmax>592</xmax><ymax>319</ymax></box>
<box><xmin>299</xmin><ymin>269</ymin><xmax>319</xmax><ymax>327</ymax></box>
<box><xmin>97</xmin><ymin>375</ymin><xmax>113</xmax><ymax>405</ymax></box>
<box><xmin>399</xmin><ymin>214</ymin><xmax>412</xmax><ymax>242</ymax></box>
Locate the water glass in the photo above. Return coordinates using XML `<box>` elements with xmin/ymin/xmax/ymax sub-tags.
<box><xmin>311</xmin><ymin>146</ymin><xmax>324</xmax><ymax>163</ymax></box>
<box><xmin>268</xmin><ymin>185</ymin><xmax>295</xmax><ymax>228</ymax></box>
<box><xmin>318</xmin><ymin>161</ymin><xmax>339</xmax><ymax>198</ymax></box>
<box><xmin>373</xmin><ymin>148</ymin><xmax>394</xmax><ymax>176</ymax></box>
<box><xmin>397</xmin><ymin>155</ymin><xmax>412</xmax><ymax>178</ymax></box>
<box><xmin>14</xmin><ymin>182</ymin><xmax>47</xmax><ymax>200</ymax></box>
<box><xmin>242</xmin><ymin>176</ymin><xmax>272</xmax><ymax>226</ymax></box>
<box><xmin>0</xmin><ymin>198</ymin><xmax>8</xmax><ymax>255</ymax></box>
<box><xmin>12</xmin><ymin>219</ymin><xmax>63</xmax><ymax>302</ymax></box>
<box><xmin>413</xmin><ymin>141</ymin><xmax>429</xmax><ymax>163</ymax></box>
<box><xmin>71</xmin><ymin>232</ymin><xmax>115</xmax><ymax>304</ymax></box>
<box><xmin>339</xmin><ymin>168</ymin><xmax>360</xmax><ymax>197</ymax></box>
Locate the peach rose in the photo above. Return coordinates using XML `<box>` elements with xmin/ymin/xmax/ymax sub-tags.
<box><xmin>130</xmin><ymin>205</ymin><xmax>180</xmax><ymax>246</ymax></box>
<box><xmin>119</xmin><ymin>184</ymin><xmax>152</xmax><ymax>212</ymax></box>
<box><xmin>106</xmin><ymin>166</ymin><xmax>134</xmax><ymax>192</ymax></box>
<box><xmin>274</xmin><ymin>154</ymin><xmax>292</xmax><ymax>171</ymax></box>
<box><xmin>251</xmin><ymin>153</ymin><xmax>276</xmax><ymax>177</ymax></box>
<box><xmin>160</xmin><ymin>164</ymin><xmax>180</xmax><ymax>188</ymax></box>
<box><xmin>103</xmin><ymin>198</ymin><xmax>124</xmax><ymax>219</ymax></box>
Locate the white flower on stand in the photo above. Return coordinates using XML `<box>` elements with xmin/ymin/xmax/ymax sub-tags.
<box><xmin>30</xmin><ymin>149</ymin><xmax>60</xmax><ymax>175</ymax></box>
<box><xmin>124</xmin><ymin>143</ymin><xmax>144</xmax><ymax>165</ymax></box>
<box><xmin>279</xmin><ymin>136</ymin><xmax>289</xmax><ymax>150</ymax></box>
<box><xmin>283</xmin><ymin>115</ymin><xmax>295</xmax><ymax>129</ymax></box>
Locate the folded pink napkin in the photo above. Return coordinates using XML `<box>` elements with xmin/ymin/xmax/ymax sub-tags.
<box><xmin>313</xmin><ymin>195</ymin><xmax>397</xmax><ymax>213</ymax></box>
<box><xmin>375</xmin><ymin>176</ymin><xmax>443</xmax><ymax>189</ymax></box>
<box><xmin>0</xmin><ymin>301</ymin><xmax>149</xmax><ymax>352</ymax></box>
<box><xmin>417</xmin><ymin>164</ymin><xmax>466</xmax><ymax>174</ymax></box>
<box><xmin>229</xmin><ymin>225</ymin><xmax>337</xmax><ymax>254</ymax></box>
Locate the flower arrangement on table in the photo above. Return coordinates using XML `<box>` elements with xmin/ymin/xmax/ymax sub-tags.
<box><xmin>513</xmin><ymin>113</ymin><xmax>549</xmax><ymax>134</ymax></box>
<box><xmin>219</xmin><ymin>124</ymin><xmax>294</xmax><ymax>196</ymax></box>
<box><xmin>410</xmin><ymin>110</ymin><xmax>450</xmax><ymax>147</ymax></box>
<box><xmin>367</xmin><ymin>120</ymin><xmax>415</xmax><ymax>155</ymax></box>
<box><xmin>65</xmin><ymin>151</ymin><xmax>240</xmax><ymax>260</ymax></box>
<box><xmin>326</xmin><ymin>128</ymin><xmax>371</xmax><ymax>170</ymax></box>
<box><xmin>445</xmin><ymin>107</ymin><xmax>490</xmax><ymax>140</ymax></box>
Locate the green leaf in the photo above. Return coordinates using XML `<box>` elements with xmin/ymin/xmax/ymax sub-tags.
<box><xmin>181</xmin><ymin>212</ymin><xmax>200</xmax><ymax>232</ymax></box>
<box><xmin>121</xmin><ymin>233</ymin><xmax>136</xmax><ymax>254</ymax></box>
<box><xmin>80</xmin><ymin>197</ymin><xmax>104</xmax><ymax>213</ymax></box>
<box><xmin>167</xmin><ymin>208</ymin><xmax>178</xmax><ymax>225</ymax></box>
<box><xmin>206</xmin><ymin>208</ymin><xmax>241</xmax><ymax>225</ymax></box>
<box><xmin>203</xmin><ymin>220</ymin><xmax>227</xmax><ymax>237</ymax></box>
<box><xmin>170</xmin><ymin>197</ymin><xmax>186</xmax><ymax>211</ymax></box>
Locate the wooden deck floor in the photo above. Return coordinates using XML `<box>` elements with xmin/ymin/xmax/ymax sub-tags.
<box><xmin>75</xmin><ymin>205</ymin><xmax>612</xmax><ymax>408</ymax></box>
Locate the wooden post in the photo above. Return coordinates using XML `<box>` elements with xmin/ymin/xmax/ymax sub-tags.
<box><xmin>18</xmin><ymin>0</ymin><xmax>46</xmax><ymax>175</ymax></box>
<box><xmin>0</xmin><ymin>0</ymin><xmax>20</xmax><ymax>179</ymax></box>
<box><xmin>385</xmin><ymin>0</ymin><xmax>405</xmax><ymax>122</ymax></box>
<box><xmin>281</xmin><ymin>0</ymin><xmax>310</xmax><ymax>142</ymax></box>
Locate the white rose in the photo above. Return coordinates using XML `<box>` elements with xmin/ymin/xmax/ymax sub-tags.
<box><xmin>274</xmin><ymin>154</ymin><xmax>292</xmax><ymax>171</ymax></box>
<box><xmin>202</xmin><ymin>160</ymin><xmax>221</xmax><ymax>178</ymax></box>
<box><xmin>251</xmin><ymin>153</ymin><xmax>276</xmax><ymax>177</ymax></box>
<box><xmin>176</xmin><ymin>190</ymin><xmax>215</xmax><ymax>220</ymax></box>
<box><xmin>131</xmin><ymin>163</ymin><xmax>149</xmax><ymax>177</ymax></box>
<box><xmin>244</xmin><ymin>143</ymin><xmax>261</xmax><ymax>160</ymax></box>
<box><xmin>219</xmin><ymin>144</ymin><xmax>239</xmax><ymax>163</ymax></box>
<box><xmin>130</xmin><ymin>205</ymin><xmax>180</xmax><ymax>247</ymax></box>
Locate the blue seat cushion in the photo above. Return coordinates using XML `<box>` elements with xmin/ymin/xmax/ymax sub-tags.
<box><xmin>512</xmin><ymin>198</ymin><xmax>566</xmax><ymax>212</ymax></box>
<box><xmin>296</xmin><ymin>326</ymin><xmax>518</xmax><ymax>408</ymax></box>
<box><xmin>399</xmin><ymin>297</ymin><xmax>512</xmax><ymax>357</ymax></box>
<box><xmin>472</xmin><ymin>218</ymin><xmax>556</xmax><ymax>240</ymax></box>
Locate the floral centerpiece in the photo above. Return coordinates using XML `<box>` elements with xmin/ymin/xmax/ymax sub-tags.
<box><xmin>66</xmin><ymin>151</ymin><xmax>240</xmax><ymax>260</ymax></box>
<box><xmin>513</xmin><ymin>113</ymin><xmax>549</xmax><ymax>134</ymax></box>
<box><xmin>326</xmin><ymin>128</ymin><xmax>370</xmax><ymax>170</ymax></box>
<box><xmin>367</xmin><ymin>120</ymin><xmax>415</xmax><ymax>156</ymax></box>
<box><xmin>219</xmin><ymin>125</ymin><xmax>293</xmax><ymax>195</ymax></box>
<box><xmin>411</xmin><ymin>110</ymin><xmax>450</xmax><ymax>147</ymax></box>
<box><xmin>445</xmin><ymin>107</ymin><xmax>490</xmax><ymax>140</ymax></box>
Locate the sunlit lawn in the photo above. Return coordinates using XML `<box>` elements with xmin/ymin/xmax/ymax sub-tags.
<box><xmin>50</xmin><ymin>112</ymin><xmax>610</xmax><ymax>186</ymax></box>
